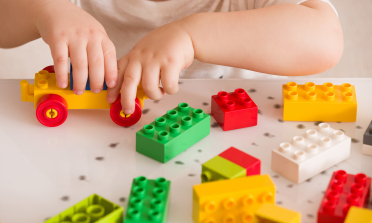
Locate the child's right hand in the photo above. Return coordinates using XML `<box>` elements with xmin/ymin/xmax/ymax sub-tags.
<box><xmin>35</xmin><ymin>1</ymin><xmax>117</xmax><ymax>94</ymax></box>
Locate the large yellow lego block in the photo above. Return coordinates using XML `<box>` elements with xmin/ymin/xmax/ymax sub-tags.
<box><xmin>192</xmin><ymin>175</ymin><xmax>276</xmax><ymax>223</ymax></box>
<box><xmin>282</xmin><ymin>82</ymin><xmax>357</xmax><ymax>122</ymax></box>
<box><xmin>344</xmin><ymin>206</ymin><xmax>372</xmax><ymax>223</ymax></box>
<box><xmin>254</xmin><ymin>203</ymin><xmax>301</xmax><ymax>223</ymax></box>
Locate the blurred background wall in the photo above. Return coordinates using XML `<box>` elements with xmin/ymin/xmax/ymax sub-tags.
<box><xmin>0</xmin><ymin>0</ymin><xmax>370</xmax><ymax>79</ymax></box>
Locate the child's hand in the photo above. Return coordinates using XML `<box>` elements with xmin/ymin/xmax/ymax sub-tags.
<box><xmin>35</xmin><ymin>1</ymin><xmax>117</xmax><ymax>94</ymax></box>
<box><xmin>107</xmin><ymin>22</ymin><xmax>194</xmax><ymax>115</ymax></box>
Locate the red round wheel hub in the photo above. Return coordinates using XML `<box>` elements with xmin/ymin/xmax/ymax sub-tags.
<box><xmin>36</xmin><ymin>94</ymin><xmax>68</xmax><ymax>127</ymax></box>
<box><xmin>110</xmin><ymin>97</ymin><xmax>142</xmax><ymax>127</ymax></box>
<box><xmin>42</xmin><ymin>65</ymin><xmax>55</xmax><ymax>73</ymax></box>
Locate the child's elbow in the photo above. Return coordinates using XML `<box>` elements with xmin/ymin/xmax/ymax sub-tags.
<box><xmin>317</xmin><ymin>30</ymin><xmax>344</xmax><ymax>73</ymax></box>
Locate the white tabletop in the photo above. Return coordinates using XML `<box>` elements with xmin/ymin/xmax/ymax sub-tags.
<box><xmin>1</xmin><ymin>78</ymin><xmax>372</xmax><ymax>223</ymax></box>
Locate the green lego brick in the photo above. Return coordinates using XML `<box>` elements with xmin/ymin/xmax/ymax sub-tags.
<box><xmin>136</xmin><ymin>102</ymin><xmax>210</xmax><ymax>163</ymax></box>
<box><xmin>124</xmin><ymin>176</ymin><xmax>171</xmax><ymax>223</ymax></box>
<box><xmin>45</xmin><ymin>194</ymin><xmax>123</xmax><ymax>223</ymax></box>
<box><xmin>201</xmin><ymin>156</ymin><xmax>246</xmax><ymax>183</ymax></box>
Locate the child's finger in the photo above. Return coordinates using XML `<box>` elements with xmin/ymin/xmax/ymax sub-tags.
<box><xmin>87</xmin><ymin>40</ymin><xmax>104</xmax><ymax>93</ymax></box>
<box><xmin>50</xmin><ymin>42</ymin><xmax>69</xmax><ymax>89</ymax></box>
<box><xmin>160</xmin><ymin>65</ymin><xmax>180</xmax><ymax>95</ymax></box>
<box><xmin>69</xmin><ymin>42</ymin><xmax>88</xmax><ymax>95</ymax></box>
<box><xmin>107</xmin><ymin>58</ymin><xmax>127</xmax><ymax>103</ymax></box>
<box><xmin>120</xmin><ymin>61</ymin><xmax>142</xmax><ymax>115</ymax></box>
<box><xmin>102</xmin><ymin>38</ymin><xmax>117</xmax><ymax>88</ymax></box>
<box><xmin>142</xmin><ymin>65</ymin><xmax>164</xmax><ymax>100</ymax></box>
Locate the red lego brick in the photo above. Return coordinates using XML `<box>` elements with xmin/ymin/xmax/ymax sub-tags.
<box><xmin>317</xmin><ymin>170</ymin><xmax>371</xmax><ymax>223</ymax></box>
<box><xmin>218</xmin><ymin>147</ymin><xmax>261</xmax><ymax>176</ymax></box>
<box><xmin>211</xmin><ymin>88</ymin><xmax>258</xmax><ymax>131</ymax></box>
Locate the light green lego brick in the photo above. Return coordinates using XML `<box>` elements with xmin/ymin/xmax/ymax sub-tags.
<box><xmin>45</xmin><ymin>194</ymin><xmax>123</xmax><ymax>223</ymax></box>
<box><xmin>124</xmin><ymin>176</ymin><xmax>171</xmax><ymax>223</ymax></box>
<box><xmin>201</xmin><ymin>156</ymin><xmax>246</xmax><ymax>183</ymax></box>
<box><xmin>136</xmin><ymin>103</ymin><xmax>210</xmax><ymax>163</ymax></box>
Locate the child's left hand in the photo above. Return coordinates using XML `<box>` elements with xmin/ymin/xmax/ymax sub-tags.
<box><xmin>107</xmin><ymin>21</ymin><xmax>195</xmax><ymax>115</ymax></box>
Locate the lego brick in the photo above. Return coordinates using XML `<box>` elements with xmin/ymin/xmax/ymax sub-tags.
<box><xmin>363</xmin><ymin>121</ymin><xmax>372</xmax><ymax>146</ymax></box>
<box><xmin>254</xmin><ymin>203</ymin><xmax>301</xmax><ymax>223</ymax></box>
<box><xmin>124</xmin><ymin>176</ymin><xmax>171</xmax><ymax>223</ymax></box>
<box><xmin>271</xmin><ymin>123</ymin><xmax>351</xmax><ymax>184</ymax></box>
<box><xmin>192</xmin><ymin>175</ymin><xmax>276</xmax><ymax>223</ymax></box>
<box><xmin>45</xmin><ymin>194</ymin><xmax>123</xmax><ymax>223</ymax></box>
<box><xmin>317</xmin><ymin>170</ymin><xmax>371</xmax><ymax>223</ymax></box>
<box><xmin>282</xmin><ymin>82</ymin><xmax>357</xmax><ymax>122</ymax></box>
<box><xmin>201</xmin><ymin>156</ymin><xmax>246</xmax><ymax>183</ymax></box>
<box><xmin>344</xmin><ymin>206</ymin><xmax>372</xmax><ymax>223</ymax></box>
<box><xmin>136</xmin><ymin>103</ymin><xmax>210</xmax><ymax>163</ymax></box>
<box><xmin>219</xmin><ymin>147</ymin><xmax>261</xmax><ymax>176</ymax></box>
<box><xmin>362</xmin><ymin>144</ymin><xmax>372</xmax><ymax>156</ymax></box>
<box><xmin>70</xmin><ymin>64</ymin><xmax>108</xmax><ymax>90</ymax></box>
<box><xmin>211</xmin><ymin>88</ymin><xmax>258</xmax><ymax>131</ymax></box>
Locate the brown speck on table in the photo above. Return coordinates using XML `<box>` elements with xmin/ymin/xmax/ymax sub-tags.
<box><xmin>109</xmin><ymin>143</ymin><xmax>119</xmax><ymax>148</ymax></box>
<box><xmin>61</xmin><ymin>196</ymin><xmax>69</xmax><ymax>201</ymax></box>
<box><xmin>96</xmin><ymin>157</ymin><xmax>104</xmax><ymax>161</ymax></box>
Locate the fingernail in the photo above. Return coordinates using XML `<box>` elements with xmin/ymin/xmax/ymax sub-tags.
<box><xmin>92</xmin><ymin>89</ymin><xmax>102</xmax><ymax>94</ymax></box>
<box><xmin>59</xmin><ymin>83</ymin><xmax>67</xmax><ymax>89</ymax></box>
<box><xmin>74</xmin><ymin>90</ymin><xmax>84</xmax><ymax>95</ymax></box>
<box><xmin>124</xmin><ymin>108</ymin><xmax>132</xmax><ymax>114</ymax></box>
<box><xmin>107</xmin><ymin>81</ymin><xmax>116</xmax><ymax>88</ymax></box>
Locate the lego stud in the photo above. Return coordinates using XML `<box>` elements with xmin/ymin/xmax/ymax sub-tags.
<box><xmin>319</xmin><ymin>137</ymin><xmax>332</xmax><ymax>147</ymax></box>
<box><xmin>286</xmin><ymin>82</ymin><xmax>297</xmax><ymax>91</ymax></box>
<box><xmin>292</xmin><ymin>136</ymin><xmax>305</xmax><ymax>146</ymax></box>
<box><xmin>234</xmin><ymin>88</ymin><xmax>246</xmax><ymax>98</ymax></box>
<box><xmin>143</xmin><ymin>125</ymin><xmax>154</xmax><ymax>135</ymax></box>
<box><xmin>218</xmin><ymin>91</ymin><xmax>229</xmax><ymax>101</ymax></box>
<box><xmin>223</xmin><ymin>214</ymin><xmax>235</xmax><ymax>223</ymax></box>
<box><xmin>305</xmin><ymin>129</ymin><xmax>317</xmax><ymax>139</ymax></box>
<box><xmin>306</xmin><ymin>144</ymin><xmax>319</xmax><ymax>154</ymax></box>
<box><xmin>346</xmin><ymin>194</ymin><xmax>360</xmax><ymax>206</ymax></box>
<box><xmin>153</xmin><ymin>187</ymin><xmax>165</xmax><ymax>198</ymax></box>
<box><xmin>351</xmin><ymin>183</ymin><xmax>364</xmax><ymax>195</ymax></box>
<box><xmin>323</xmin><ymin>201</ymin><xmax>336</xmax><ymax>213</ymax></box>
<box><xmin>342</xmin><ymin>92</ymin><xmax>353</xmax><ymax>102</ymax></box>
<box><xmin>287</xmin><ymin>91</ymin><xmax>298</xmax><ymax>101</ymax></box>
<box><xmin>225</xmin><ymin>100</ymin><xmax>235</xmax><ymax>110</ymax></box>
<box><xmin>322</xmin><ymin>82</ymin><xmax>334</xmax><ymax>92</ymax></box>
<box><xmin>167</xmin><ymin>110</ymin><xmax>178</xmax><ymax>120</ymax></box>
<box><xmin>305</xmin><ymin>82</ymin><xmax>315</xmax><ymax>91</ymax></box>
<box><xmin>241</xmin><ymin>97</ymin><xmax>252</xmax><ymax>107</ymax></box>
<box><xmin>178</xmin><ymin>103</ymin><xmax>189</xmax><ymax>112</ymax></box>
<box><xmin>129</xmin><ymin>197</ymin><xmax>143</xmax><ymax>209</ymax></box>
<box><xmin>155</xmin><ymin>177</ymin><xmax>167</xmax><ymax>188</ymax></box>
<box><xmin>242</xmin><ymin>195</ymin><xmax>254</xmax><ymax>206</ymax></box>
<box><xmin>242</xmin><ymin>211</ymin><xmax>254</xmax><ymax>223</ymax></box>
<box><xmin>279</xmin><ymin>143</ymin><xmax>291</xmax><ymax>153</ymax></box>
<box><xmin>326</xmin><ymin>190</ymin><xmax>340</xmax><ymax>202</ymax></box>
<box><xmin>151</xmin><ymin>198</ymin><xmax>164</xmax><ymax>210</ymax></box>
<box><xmin>149</xmin><ymin>209</ymin><xmax>161</xmax><ymax>221</ymax></box>
<box><xmin>318</xmin><ymin>123</ymin><xmax>330</xmax><ymax>132</ymax></box>
<box><xmin>155</xmin><ymin>117</ymin><xmax>166</xmax><ymax>127</ymax></box>
<box><xmin>293</xmin><ymin>150</ymin><xmax>305</xmax><ymax>161</ymax></box>
<box><xmin>203</xmin><ymin>217</ymin><xmax>217</xmax><ymax>223</ymax></box>
<box><xmin>127</xmin><ymin>208</ymin><xmax>141</xmax><ymax>220</ymax></box>
<box><xmin>86</xmin><ymin>205</ymin><xmax>105</xmax><ymax>221</ymax></box>
<box><xmin>331</xmin><ymin>180</ymin><xmax>345</xmax><ymax>192</ymax></box>
<box><xmin>305</xmin><ymin>91</ymin><xmax>316</xmax><ymax>101</ymax></box>
<box><xmin>158</xmin><ymin>131</ymin><xmax>169</xmax><ymax>142</ymax></box>
<box><xmin>201</xmin><ymin>171</ymin><xmax>212</xmax><ymax>182</ymax></box>
<box><xmin>71</xmin><ymin>213</ymin><xmax>91</xmax><ymax>223</ymax></box>
<box><xmin>37</xmin><ymin>70</ymin><xmax>49</xmax><ymax>79</ymax></box>
<box><xmin>169</xmin><ymin>123</ymin><xmax>181</xmax><ymax>134</ymax></box>
<box><xmin>223</xmin><ymin>197</ymin><xmax>236</xmax><ymax>210</ymax></box>
<box><xmin>203</xmin><ymin>201</ymin><xmax>217</xmax><ymax>214</ymax></box>
<box><xmin>181</xmin><ymin>116</ymin><xmax>192</xmax><ymax>127</ymax></box>
<box><xmin>324</xmin><ymin>92</ymin><xmax>335</xmax><ymax>101</ymax></box>
<box><xmin>332</xmin><ymin>130</ymin><xmax>344</xmax><ymax>140</ymax></box>
<box><xmin>259</xmin><ymin>191</ymin><xmax>274</xmax><ymax>203</ymax></box>
<box><xmin>192</xmin><ymin>109</ymin><xmax>204</xmax><ymax>119</ymax></box>
<box><xmin>37</xmin><ymin>79</ymin><xmax>48</xmax><ymax>89</ymax></box>
<box><xmin>136</xmin><ymin>176</ymin><xmax>148</xmax><ymax>186</ymax></box>
<box><xmin>335</xmin><ymin>170</ymin><xmax>347</xmax><ymax>181</ymax></box>
<box><xmin>341</xmin><ymin>83</ymin><xmax>352</xmax><ymax>92</ymax></box>
<box><xmin>355</xmin><ymin>173</ymin><xmax>367</xmax><ymax>185</ymax></box>
<box><xmin>133</xmin><ymin>186</ymin><xmax>146</xmax><ymax>198</ymax></box>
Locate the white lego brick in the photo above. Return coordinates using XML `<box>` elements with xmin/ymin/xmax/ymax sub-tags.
<box><xmin>362</xmin><ymin>144</ymin><xmax>372</xmax><ymax>156</ymax></box>
<box><xmin>271</xmin><ymin>123</ymin><xmax>351</xmax><ymax>184</ymax></box>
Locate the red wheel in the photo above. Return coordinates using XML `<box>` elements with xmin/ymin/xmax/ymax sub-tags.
<box><xmin>36</xmin><ymin>94</ymin><xmax>68</xmax><ymax>127</ymax></box>
<box><xmin>42</xmin><ymin>65</ymin><xmax>55</xmax><ymax>73</ymax></box>
<box><xmin>110</xmin><ymin>97</ymin><xmax>142</xmax><ymax>127</ymax></box>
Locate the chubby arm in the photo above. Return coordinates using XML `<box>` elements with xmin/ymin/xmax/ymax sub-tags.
<box><xmin>185</xmin><ymin>0</ymin><xmax>343</xmax><ymax>76</ymax></box>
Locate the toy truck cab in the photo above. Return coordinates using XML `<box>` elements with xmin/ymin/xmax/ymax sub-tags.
<box><xmin>20</xmin><ymin>65</ymin><xmax>147</xmax><ymax>127</ymax></box>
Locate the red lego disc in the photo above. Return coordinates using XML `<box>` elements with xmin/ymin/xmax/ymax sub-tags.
<box><xmin>110</xmin><ymin>96</ymin><xmax>142</xmax><ymax>127</ymax></box>
<box><xmin>42</xmin><ymin>65</ymin><xmax>55</xmax><ymax>73</ymax></box>
<box><xmin>36</xmin><ymin>94</ymin><xmax>68</xmax><ymax>127</ymax></box>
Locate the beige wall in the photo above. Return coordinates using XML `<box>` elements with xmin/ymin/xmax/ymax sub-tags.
<box><xmin>0</xmin><ymin>0</ymin><xmax>371</xmax><ymax>79</ymax></box>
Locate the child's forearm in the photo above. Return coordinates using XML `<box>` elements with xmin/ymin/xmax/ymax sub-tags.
<box><xmin>181</xmin><ymin>1</ymin><xmax>343</xmax><ymax>76</ymax></box>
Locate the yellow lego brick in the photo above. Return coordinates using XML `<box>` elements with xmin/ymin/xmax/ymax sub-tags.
<box><xmin>282</xmin><ymin>82</ymin><xmax>357</xmax><ymax>122</ymax></box>
<box><xmin>254</xmin><ymin>203</ymin><xmax>301</xmax><ymax>223</ymax></box>
<box><xmin>344</xmin><ymin>206</ymin><xmax>372</xmax><ymax>223</ymax></box>
<box><xmin>192</xmin><ymin>175</ymin><xmax>276</xmax><ymax>223</ymax></box>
